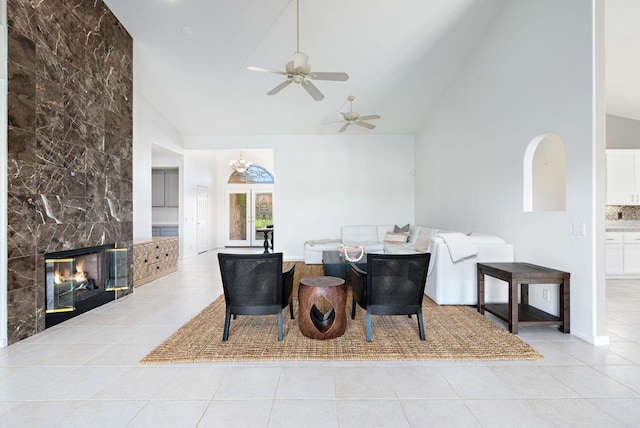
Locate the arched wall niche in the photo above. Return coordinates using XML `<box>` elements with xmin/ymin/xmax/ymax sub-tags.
<box><xmin>523</xmin><ymin>133</ymin><xmax>566</xmax><ymax>212</ymax></box>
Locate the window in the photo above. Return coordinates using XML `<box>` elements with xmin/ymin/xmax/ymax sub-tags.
<box><xmin>227</xmin><ymin>165</ymin><xmax>274</xmax><ymax>184</ymax></box>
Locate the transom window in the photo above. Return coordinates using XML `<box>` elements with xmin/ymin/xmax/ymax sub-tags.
<box><xmin>228</xmin><ymin>165</ymin><xmax>274</xmax><ymax>184</ymax></box>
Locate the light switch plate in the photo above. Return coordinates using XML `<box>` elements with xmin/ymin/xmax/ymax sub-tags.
<box><xmin>572</xmin><ymin>223</ymin><xmax>586</xmax><ymax>236</ymax></box>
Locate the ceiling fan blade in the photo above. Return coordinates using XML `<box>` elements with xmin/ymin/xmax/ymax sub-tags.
<box><xmin>358</xmin><ymin>114</ymin><xmax>381</xmax><ymax>121</ymax></box>
<box><xmin>267</xmin><ymin>79</ymin><xmax>293</xmax><ymax>95</ymax></box>
<box><xmin>339</xmin><ymin>123</ymin><xmax>350</xmax><ymax>133</ymax></box>
<box><xmin>247</xmin><ymin>66</ymin><xmax>287</xmax><ymax>75</ymax></box>
<box><xmin>356</xmin><ymin>121</ymin><xmax>375</xmax><ymax>130</ymax></box>
<box><xmin>302</xmin><ymin>80</ymin><xmax>324</xmax><ymax>101</ymax></box>
<box><xmin>293</xmin><ymin>52</ymin><xmax>309</xmax><ymax>70</ymax></box>
<box><xmin>310</xmin><ymin>72</ymin><xmax>349</xmax><ymax>81</ymax></box>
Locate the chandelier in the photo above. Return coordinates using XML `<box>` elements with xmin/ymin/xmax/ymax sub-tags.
<box><xmin>229</xmin><ymin>152</ymin><xmax>253</xmax><ymax>173</ymax></box>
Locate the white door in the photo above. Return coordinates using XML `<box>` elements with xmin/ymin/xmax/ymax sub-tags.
<box><xmin>224</xmin><ymin>188</ymin><xmax>273</xmax><ymax>247</ymax></box>
<box><xmin>196</xmin><ymin>186</ymin><xmax>209</xmax><ymax>253</ymax></box>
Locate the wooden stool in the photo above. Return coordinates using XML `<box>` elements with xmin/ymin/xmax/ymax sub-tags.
<box><xmin>298</xmin><ymin>276</ymin><xmax>347</xmax><ymax>339</ymax></box>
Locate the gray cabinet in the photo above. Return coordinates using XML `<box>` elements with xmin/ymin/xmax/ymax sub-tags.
<box><xmin>164</xmin><ymin>169</ymin><xmax>179</xmax><ymax>207</ymax></box>
<box><xmin>152</xmin><ymin>225</ymin><xmax>179</xmax><ymax>237</ymax></box>
<box><xmin>152</xmin><ymin>169</ymin><xmax>179</xmax><ymax>207</ymax></box>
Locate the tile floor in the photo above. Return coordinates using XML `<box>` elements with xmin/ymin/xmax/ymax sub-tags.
<box><xmin>0</xmin><ymin>250</ymin><xmax>639</xmax><ymax>427</ymax></box>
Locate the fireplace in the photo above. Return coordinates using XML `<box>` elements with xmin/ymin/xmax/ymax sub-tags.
<box><xmin>45</xmin><ymin>244</ymin><xmax>129</xmax><ymax>328</ymax></box>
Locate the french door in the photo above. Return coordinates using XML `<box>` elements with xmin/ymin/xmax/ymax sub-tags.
<box><xmin>224</xmin><ymin>187</ymin><xmax>273</xmax><ymax>247</ymax></box>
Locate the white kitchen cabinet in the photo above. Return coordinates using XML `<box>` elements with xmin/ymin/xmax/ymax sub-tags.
<box><xmin>606</xmin><ymin>150</ymin><xmax>640</xmax><ymax>205</ymax></box>
<box><xmin>605</xmin><ymin>231</ymin><xmax>640</xmax><ymax>276</ymax></box>
<box><xmin>623</xmin><ymin>232</ymin><xmax>640</xmax><ymax>274</ymax></box>
<box><xmin>605</xmin><ymin>232</ymin><xmax>623</xmax><ymax>275</ymax></box>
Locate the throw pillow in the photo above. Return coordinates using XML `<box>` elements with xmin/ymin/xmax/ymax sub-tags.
<box><xmin>394</xmin><ymin>224</ymin><xmax>410</xmax><ymax>233</ymax></box>
<box><xmin>413</xmin><ymin>228</ymin><xmax>433</xmax><ymax>253</ymax></box>
<box><xmin>384</xmin><ymin>232</ymin><xmax>409</xmax><ymax>244</ymax></box>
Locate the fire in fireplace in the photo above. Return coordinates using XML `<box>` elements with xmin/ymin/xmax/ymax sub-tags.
<box><xmin>45</xmin><ymin>244</ymin><xmax>129</xmax><ymax>327</ymax></box>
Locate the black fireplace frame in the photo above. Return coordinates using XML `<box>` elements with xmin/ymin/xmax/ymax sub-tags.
<box><xmin>44</xmin><ymin>243</ymin><xmax>119</xmax><ymax>328</ymax></box>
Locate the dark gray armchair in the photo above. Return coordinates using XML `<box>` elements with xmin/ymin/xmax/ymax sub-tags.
<box><xmin>350</xmin><ymin>253</ymin><xmax>431</xmax><ymax>342</ymax></box>
<box><xmin>217</xmin><ymin>252</ymin><xmax>295</xmax><ymax>341</ymax></box>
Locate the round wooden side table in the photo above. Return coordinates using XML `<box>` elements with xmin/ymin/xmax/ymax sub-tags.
<box><xmin>298</xmin><ymin>276</ymin><xmax>347</xmax><ymax>340</ymax></box>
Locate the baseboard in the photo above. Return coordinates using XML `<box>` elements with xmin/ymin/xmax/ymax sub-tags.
<box><xmin>571</xmin><ymin>329</ymin><xmax>610</xmax><ymax>346</ymax></box>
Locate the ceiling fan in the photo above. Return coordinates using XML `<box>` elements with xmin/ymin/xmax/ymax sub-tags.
<box><xmin>335</xmin><ymin>95</ymin><xmax>381</xmax><ymax>132</ymax></box>
<box><xmin>246</xmin><ymin>0</ymin><xmax>349</xmax><ymax>101</ymax></box>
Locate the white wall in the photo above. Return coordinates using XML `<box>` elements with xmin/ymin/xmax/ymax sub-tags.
<box><xmin>185</xmin><ymin>134</ymin><xmax>415</xmax><ymax>260</ymax></box>
<box><xmin>182</xmin><ymin>150</ymin><xmax>218</xmax><ymax>257</ymax></box>
<box><xmin>132</xmin><ymin>90</ymin><xmax>183</xmax><ymax>241</ymax></box>
<box><xmin>607</xmin><ymin>114</ymin><xmax>640</xmax><ymax>149</ymax></box>
<box><xmin>414</xmin><ymin>0</ymin><xmax>605</xmax><ymax>343</ymax></box>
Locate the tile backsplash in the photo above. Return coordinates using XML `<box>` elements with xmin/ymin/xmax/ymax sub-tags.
<box><xmin>606</xmin><ymin>206</ymin><xmax>640</xmax><ymax>220</ymax></box>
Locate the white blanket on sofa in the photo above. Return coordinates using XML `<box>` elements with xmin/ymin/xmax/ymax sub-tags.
<box><xmin>436</xmin><ymin>232</ymin><xmax>478</xmax><ymax>263</ymax></box>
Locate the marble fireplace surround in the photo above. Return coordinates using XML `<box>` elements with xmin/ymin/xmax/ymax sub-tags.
<box><xmin>6</xmin><ymin>0</ymin><xmax>134</xmax><ymax>344</ymax></box>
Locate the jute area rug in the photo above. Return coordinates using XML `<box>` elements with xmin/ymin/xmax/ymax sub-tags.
<box><xmin>140</xmin><ymin>263</ymin><xmax>543</xmax><ymax>364</ymax></box>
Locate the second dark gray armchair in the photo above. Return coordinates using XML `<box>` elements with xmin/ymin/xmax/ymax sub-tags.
<box><xmin>350</xmin><ymin>253</ymin><xmax>431</xmax><ymax>342</ymax></box>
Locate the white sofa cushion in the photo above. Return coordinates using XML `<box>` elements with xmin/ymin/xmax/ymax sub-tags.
<box><xmin>341</xmin><ymin>225</ymin><xmax>384</xmax><ymax>253</ymax></box>
<box><xmin>341</xmin><ymin>225</ymin><xmax>378</xmax><ymax>243</ymax></box>
<box><xmin>413</xmin><ymin>227</ymin><xmax>434</xmax><ymax>252</ymax></box>
<box><xmin>376</xmin><ymin>225</ymin><xmax>395</xmax><ymax>243</ymax></box>
<box><xmin>468</xmin><ymin>233</ymin><xmax>507</xmax><ymax>244</ymax></box>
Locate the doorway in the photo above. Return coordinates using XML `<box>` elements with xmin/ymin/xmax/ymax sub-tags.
<box><xmin>224</xmin><ymin>188</ymin><xmax>274</xmax><ymax>247</ymax></box>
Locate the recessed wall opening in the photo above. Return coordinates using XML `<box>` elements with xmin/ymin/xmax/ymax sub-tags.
<box><xmin>523</xmin><ymin>133</ymin><xmax>566</xmax><ymax>212</ymax></box>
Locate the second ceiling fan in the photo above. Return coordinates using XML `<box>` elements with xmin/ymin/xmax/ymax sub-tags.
<box><xmin>335</xmin><ymin>95</ymin><xmax>381</xmax><ymax>132</ymax></box>
<box><xmin>247</xmin><ymin>0</ymin><xmax>349</xmax><ymax>101</ymax></box>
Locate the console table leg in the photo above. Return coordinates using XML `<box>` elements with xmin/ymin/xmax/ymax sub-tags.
<box><xmin>509</xmin><ymin>279</ymin><xmax>518</xmax><ymax>334</ymax></box>
<box><xmin>521</xmin><ymin>283</ymin><xmax>529</xmax><ymax>306</ymax></box>
<box><xmin>561</xmin><ymin>277</ymin><xmax>570</xmax><ymax>333</ymax></box>
<box><xmin>477</xmin><ymin>265</ymin><xmax>485</xmax><ymax>314</ymax></box>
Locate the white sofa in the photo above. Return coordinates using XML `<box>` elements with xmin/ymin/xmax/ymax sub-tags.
<box><xmin>425</xmin><ymin>233</ymin><xmax>514</xmax><ymax>305</ymax></box>
<box><xmin>303</xmin><ymin>225</ymin><xmax>392</xmax><ymax>264</ymax></box>
<box><xmin>303</xmin><ymin>224</ymin><xmax>514</xmax><ymax>305</ymax></box>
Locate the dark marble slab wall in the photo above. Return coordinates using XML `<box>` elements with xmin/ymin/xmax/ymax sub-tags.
<box><xmin>6</xmin><ymin>0</ymin><xmax>133</xmax><ymax>344</ymax></box>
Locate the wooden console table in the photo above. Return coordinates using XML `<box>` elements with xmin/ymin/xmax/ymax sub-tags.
<box><xmin>132</xmin><ymin>237</ymin><xmax>179</xmax><ymax>287</ymax></box>
<box><xmin>477</xmin><ymin>262</ymin><xmax>570</xmax><ymax>334</ymax></box>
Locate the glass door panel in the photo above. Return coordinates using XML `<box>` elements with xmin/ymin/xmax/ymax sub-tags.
<box><xmin>254</xmin><ymin>192</ymin><xmax>272</xmax><ymax>229</ymax></box>
<box><xmin>225</xmin><ymin>190</ymin><xmax>251</xmax><ymax>246</ymax></box>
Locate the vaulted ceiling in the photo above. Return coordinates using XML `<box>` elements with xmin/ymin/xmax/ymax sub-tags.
<box><xmin>103</xmin><ymin>0</ymin><xmax>638</xmax><ymax>137</ymax></box>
